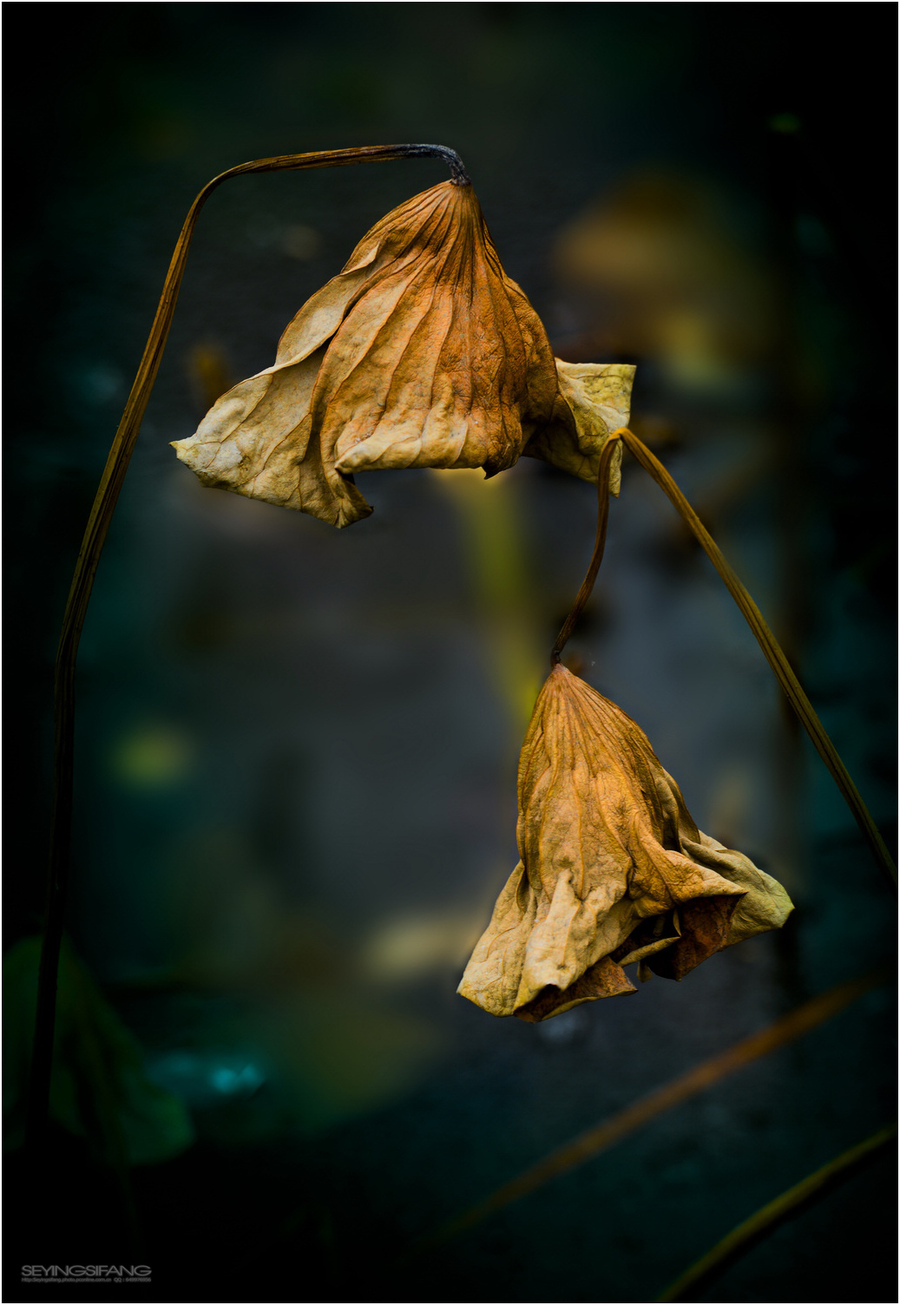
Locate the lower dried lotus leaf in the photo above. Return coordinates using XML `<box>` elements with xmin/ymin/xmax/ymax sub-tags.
<box><xmin>458</xmin><ymin>665</ymin><xmax>794</xmax><ymax>1022</ymax></box>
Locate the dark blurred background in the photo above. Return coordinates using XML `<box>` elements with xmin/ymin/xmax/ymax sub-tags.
<box><xmin>4</xmin><ymin>3</ymin><xmax>896</xmax><ymax>1302</ymax></box>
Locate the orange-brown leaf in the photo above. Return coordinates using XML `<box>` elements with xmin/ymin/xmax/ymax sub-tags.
<box><xmin>172</xmin><ymin>181</ymin><xmax>561</xmax><ymax>527</ymax></box>
<box><xmin>458</xmin><ymin>665</ymin><xmax>793</xmax><ymax>1020</ymax></box>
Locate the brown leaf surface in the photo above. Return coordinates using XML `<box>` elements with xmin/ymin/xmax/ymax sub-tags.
<box><xmin>172</xmin><ymin>181</ymin><xmax>562</xmax><ymax>527</ymax></box>
<box><xmin>458</xmin><ymin>664</ymin><xmax>793</xmax><ymax>1021</ymax></box>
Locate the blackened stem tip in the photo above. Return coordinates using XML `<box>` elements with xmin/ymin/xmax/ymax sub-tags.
<box><xmin>401</xmin><ymin>143</ymin><xmax>471</xmax><ymax>185</ymax></box>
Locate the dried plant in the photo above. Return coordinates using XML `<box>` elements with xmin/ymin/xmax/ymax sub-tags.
<box><xmin>32</xmin><ymin>141</ymin><xmax>893</xmax><ymax>1155</ymax></box>
<box><xmin>173</xmin><ymin>182</ymin><xmax>633</xmax><ymax>526</ymax></box>
<box><xmin>458</xmin><ymin>663</ymin><xmax>793</xmax><ymax>1021</ymax></box>
<box><xmin>459</xmin><ymin>425</ymin><xmax>889</xmax><ymax>1020</ymax></box>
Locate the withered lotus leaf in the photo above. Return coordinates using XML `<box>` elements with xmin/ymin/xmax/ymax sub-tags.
<box><xmin>172</xmin><ymin>180</ymin><xmax>563</xmax><ymax>528</ymax></box>
<box><xmin>458</xmin><ymin>664</ymin><xmax>793</xmax><ymax>1022</ymax></box>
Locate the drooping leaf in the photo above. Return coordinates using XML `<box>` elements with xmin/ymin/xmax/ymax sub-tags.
<box><xmin>458</xmin><ymin>665</ymin><xmax>793</xmax><ymax>1021</ymax></box>
<box><xmin>173</xmin><ymin>180</ymin><xmax>562</xmax><ymax>527</ymax></box>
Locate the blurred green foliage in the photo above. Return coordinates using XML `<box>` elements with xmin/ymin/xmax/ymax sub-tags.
<box><xmin>4</xmin><ymin>937</ymin><xmax>193</xmax><ymax>1166</ymax></box>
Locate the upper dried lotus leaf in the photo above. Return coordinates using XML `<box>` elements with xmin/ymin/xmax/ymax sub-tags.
<box><xmin>173</xmin><ymin>181</ymin><xmax>560</xmax><ymax>528</ymax></box>
<box><xmin>458</xmin><ymin>664</ymin><xmax>793</xmax><ymax>1021</ymax></box>
<box><xmin>523</xmin><ymin>359</ymin><xmax>636</xmax><ymax>493</ymax></box>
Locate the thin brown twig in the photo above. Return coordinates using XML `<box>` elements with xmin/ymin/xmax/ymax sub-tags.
<box><xmin>551</xmin><ymin>430</ymin><xmax>623</xmax><ymax>664</ymax></box>
<box><xmin>27</xmin><ymin>143</ymin><xmax>470</xmax><ymax>1152</ymax></box>
<box><xmin>618</xmin><ymin>427</ymin><xmax>896</xmax><ymax>890</ymax></box>
<box><xmin>656</xmin><ymin>1122</ymin><xmax>897</xmax><ymax>1301</ymax></box>
<box><xmin>403</xmin><ymin>967</ymin><xmax>891</xmax><ymax>1257</ymax></box>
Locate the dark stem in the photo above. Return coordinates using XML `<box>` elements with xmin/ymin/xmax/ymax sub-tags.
<box><xmin>657</xmin><ymin>1123</ymin><xmax>896</xmax><ymax>1301</ymax></box>
<box><xmin>27</xmin><ymin>142</ymin><xmax>470</xmax><ymax>1153</ymax></box>
<box><xmin>551</xmin><ymin>432</ymin><xmax>623</xmax><ymax>665</ymax></box>
<box><xmin>399</xmin><ymin>143</ymin><xmax>470</xmax><ymax>184</ymax></box>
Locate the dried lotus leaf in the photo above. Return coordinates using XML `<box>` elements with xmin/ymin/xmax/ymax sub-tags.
<box><xmin>174</xmin><ymin>181</ymin><xmax>561</xmax><ymax>527</ymax></box>
<box><xmin>459</xmin><ymin>665</ymin><xmax>793</xmax><ymax>1021</ymax></box>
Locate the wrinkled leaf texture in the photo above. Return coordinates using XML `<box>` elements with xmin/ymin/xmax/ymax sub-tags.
<box><xmin>459</xmin><ymin>665</ymin><xmax>793</xmax><ymax>1021</ymax></box>
<box><xmin>173</xmin><ymin>181</ymin><xmax>634</xmax><ymax>526</ymax></box>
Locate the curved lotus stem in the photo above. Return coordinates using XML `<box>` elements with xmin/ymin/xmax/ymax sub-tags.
<box><xmin>620</xmin><ymin>428</ymin><xmax>892</xmax><ymax>887</ymax></box>
<box><xmin>549</xmin><ymin>426</ymin><xmax>894</xmax><ymax>888</ymax></box>
<box><xmin>620</xmin><ymin>427</ymin><xmax>895</xmax><ymax>889</ymax></box>
<box><xmin>28</xmin><ymin>143</ymin><xmax>470</xmax><ymax>1151</ymax></box>
<box><xmin>551</xmin><ymin>429</ymin><xmax>623</xmax><ymax>663</ymax></box>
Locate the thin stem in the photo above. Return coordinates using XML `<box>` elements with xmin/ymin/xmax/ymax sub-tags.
<box><xmin>551</xmin><ymin>430</ymin><xmax>623</xmax><ymax>664</ymax></box>
<box><xmin>657</xmin><ymin>1123</ymin><xmax>896</xmax><ymax>1301</ymax></box>
<box><xmin>27</xmin><ymin>143</ymin><xmax>470</xmax><ymax>1152</ymax></box>
<box><xmin>619</xmin><ymin>428</ymin><xmax>896</xmax><ymax>890</ymax></box>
